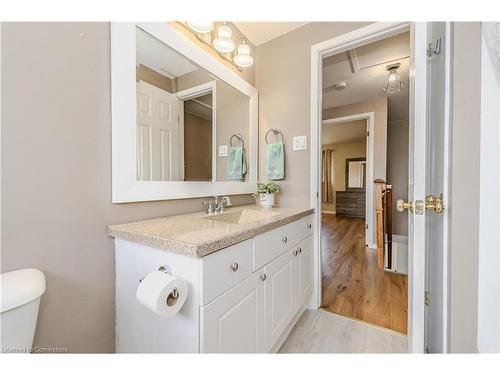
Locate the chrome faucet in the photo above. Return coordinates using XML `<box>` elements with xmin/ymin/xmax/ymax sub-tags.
<box><xmin>202</xmin><ymin>196</ymin><xmax>231</xmax><ymax>215</ymax></box>
<box><xmin>217</xmin><ymin>196</ymin><xmax>232</xmax><ymax>213</ymax></box>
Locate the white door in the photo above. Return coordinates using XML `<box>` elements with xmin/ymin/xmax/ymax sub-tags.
<box><xmin>201</xmin><ymin>271</ymin><xmax>265</xmax><ymax>353</ymax></box>
<box><xmin>264</xmin><ymin>249</ymin><xmax>296</xmax><ymax>351</ymax></box>
<box><xmin>402</xmin><ymin>22</ymin><xmax>450</xmax><ymax>353</ymax></box>
<box><xmin>296</xmin><ymin>236</ymin><xmax>314</xmax><ymax>309</ymax></box>
<box><xmin>423</xmin><ymin>22</ymin><xmax>450</xmax><ymax>353</ymax></box>
<box><xmin>136</xmin><ymin>80</ymin><xmax>180</xmax><ymax>181</ymax></box>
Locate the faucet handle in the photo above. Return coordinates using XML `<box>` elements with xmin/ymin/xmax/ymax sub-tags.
<box><xmin>202</xmin><ymin>200</ymin><xmax>215</xmax><ymax>214</ymax></box>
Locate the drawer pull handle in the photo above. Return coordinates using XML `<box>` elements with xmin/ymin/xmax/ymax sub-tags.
<box><xmin>230</xmin><ymin>263</ymin><xmax>239</xmax><ymax>272</ymax></box>
<box><xmin>293</xmin><ymin>249</ymin><xmax>298</xmax><ymax>256</ymax></box>
<box><xmin>298</xmin><ymin>247</ymin><xmax>302</xmax><ymax>254</ymax></box>
<box><xmin>307</xmin><ymin>224</ymin><xmax>312</xmax><ymax>229</ymax></box>
<box><xmin>260</xmin><ymin>273</ymin><xmax>267</xmax><ymax>281</ymax></box>
<box><xmin>282</xmin><ymin>236</ymin><xmax>288</xmax><ymax>243</ymax></box>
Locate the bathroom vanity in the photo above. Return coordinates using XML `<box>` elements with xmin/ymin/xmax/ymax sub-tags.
<box><xmin>109</xmin><ymin>205</ymin><xmax>314</xmax><ymax>353</ymax></box>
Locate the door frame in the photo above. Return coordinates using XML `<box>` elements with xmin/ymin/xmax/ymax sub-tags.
<box><xmin>176</xmin><ymin>81</ymin><xmax>217</xmax><ymax>182</ymax></box>
<box><xmin>322</xmin><ymin>112</ymin><xmax>375</xmax><ymax>248</ymax></box>
<box><xmin>309</xmin><ymin>22</ymin><xmax>427</xmax><ymax>353</ymax></box>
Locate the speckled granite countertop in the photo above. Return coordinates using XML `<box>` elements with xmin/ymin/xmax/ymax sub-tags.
<box><xmin>108</xmin><ymin>205</ymin><xmax>314</xmax><ymax>258</ymax></box>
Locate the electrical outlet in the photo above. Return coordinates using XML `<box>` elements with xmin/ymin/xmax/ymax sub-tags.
<box><xmin>218</xmin><ymin>145</ymin><xmax>228</xmax><ymax>157</ymax></box>
<box><xmin>293</xmin><ymin>136</ymin><xmax>307</xmax><ymax>151</ymax></box>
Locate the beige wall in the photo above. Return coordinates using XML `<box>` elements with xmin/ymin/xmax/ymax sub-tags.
<box><xmin>136</xmin><ymin>63</ymin><xmax>175</xmax><ymax>92</ymax></box>
<box><xmin>255</xmin><ymin>22</ymin><xmax>370</xmax><ymax>206</ymax></box>
<box><xmin>323</xmin><ymin>97</ymin><xmax>388</xmax><ymax>184</ymax></box>
<box><xmin>387</xmin><ymin>119</ymin><xmax>409</xmax><ymax>236</ymax></box>
<box><xmin>321</xmin><ymin>141</ymin><xmax>366</xmax><ymax>212</ymax></box>
<box><xmin>0</xmin><ymin>22</ymin><xmax>253</xmax><ymax>353</ymax></box>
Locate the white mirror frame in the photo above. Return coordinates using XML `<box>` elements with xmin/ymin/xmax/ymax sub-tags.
<box><xmin>111</xmin><ymin>22</ymin><xmax>258</xmax><ymax>203</ymax></box>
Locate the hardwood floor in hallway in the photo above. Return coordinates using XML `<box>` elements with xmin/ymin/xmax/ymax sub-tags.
<box><xmin>320</xmin><ymin>214</ymin><xmax>408</xmax><ymax>333</ymax></box>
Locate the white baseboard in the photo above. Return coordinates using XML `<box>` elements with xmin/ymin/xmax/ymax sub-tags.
<box><xmin>322</xmin><ymin>210</ymin><xmax>336</xmax><ymax>215</ymax></box>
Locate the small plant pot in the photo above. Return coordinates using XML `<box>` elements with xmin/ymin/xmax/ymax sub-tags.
<box><xmin>259</xmin><ymin>193</ymin><xmax>275</xmax><ymax>208</ymax></box>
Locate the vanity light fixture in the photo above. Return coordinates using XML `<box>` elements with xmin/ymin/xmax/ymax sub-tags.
<box><xmin>233</xmin><ymin>41</ymin><xmax>254</xmax><ymax>68</ymax></box>
<box><xmin>186</xmin><ymin>22</ymin><xmax>214</xmax><ymax>34</ymax></box>
<box><xmin>212</xmin><ymin>23</ymin><xmax>236</xmax><ymax>53</ymax></box>
<box><xmin>181</xmin><ymin>21</ymin><xmax>254</xmax><ymax>70</ymax></box>
<box><xmin>382</xmin><ymin>63</ymin><xmax>406</xmax><ymax>95</ymax></box>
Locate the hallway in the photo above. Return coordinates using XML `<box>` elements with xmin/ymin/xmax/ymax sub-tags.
<box><xmin>320</xmin><ymin>214</ymin><xmax>408</xmax><ymax>333</ymax></box>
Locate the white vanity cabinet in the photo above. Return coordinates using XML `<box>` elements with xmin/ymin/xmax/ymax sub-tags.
<box><xmin>200</xmin><ymin>215</ymin><xmax>314</xmax><ymax>353</ymax></box>
<box><xmin>114</xmin><ymin>213</ymin><xmax>314</xmax><ymax>353</ymax></box>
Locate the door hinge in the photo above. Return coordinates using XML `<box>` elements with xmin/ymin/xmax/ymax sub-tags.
<box><xmin>427</xmin><ymin>38</ymin><xmax>442</xmax><ymax>57</ymax></box>
<box><xmin>365</xmin><ymin>224</ymin><xmax>368</xmax><ymax>230</ymax></box>
<box><xmin>366</xmin><ymin>130</ymin><xmax>370</xmax><ymax>137</ymax></box>
<box><xmin>425</xmin><ymin>291</ymin><xmax>430</xmax><ymax>306</ymax></box>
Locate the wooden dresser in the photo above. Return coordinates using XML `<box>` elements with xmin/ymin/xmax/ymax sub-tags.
<box><xmin>336</xmin><ymin>191</ymin><xmax>366</xmax><ymax>218</ymax></box>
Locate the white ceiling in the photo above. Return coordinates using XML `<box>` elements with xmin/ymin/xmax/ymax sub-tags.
<box><xmin>322</xmin><ymin>32</ymin><xmax>410</xmax><ymax>122</ymax></box>
<box><xmin>136</xmin><ymin>27</ymin><xmax>198</xmax><ymax>79</ymax></box>
<box><xmin>233</xmin><ymin>22</ymin><xmax>308</xmax><ymax>46</ymax></box>
<box><xmin>322</xmin><ymin>120</ymin><xmax>366</xmax><ymax>145</ymax></box>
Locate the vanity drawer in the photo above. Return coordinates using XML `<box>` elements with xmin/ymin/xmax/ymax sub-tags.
<box><xmin>254</xmin><ymin>215</ymin><xmax>313</xmax><ymax>270</ymax></box>
<box><xmin>201</xmin><ymin>239</ymin><xmax>254</xmax><ymax>306</ymax></box>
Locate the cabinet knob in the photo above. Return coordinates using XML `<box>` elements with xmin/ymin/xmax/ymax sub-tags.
<box><xmin>260</xmin><ymin>273</ymin><xmax>267</xmax><ymax>281</ymax></box>
<box><xmin>307</xmin><ymin>224</ymin><xmax>312</xmax><ymax>229</ymax></box>
<box><xmin>230</xmin><ymin>263</ymin><xmax>239</xmax><ymax>272</ymax></box>
<box><xmin>282</xmin><ymin>236</ymin><xmax>288</xmax><ymax>243</ymax></box>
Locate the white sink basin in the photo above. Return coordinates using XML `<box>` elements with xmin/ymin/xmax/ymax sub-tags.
<box><xmin>207</xmin><ymin>209</ymin><xmax>279</xmax><ymax>225</ymax></box>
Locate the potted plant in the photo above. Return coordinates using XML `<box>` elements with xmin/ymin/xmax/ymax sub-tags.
<box><xmin>253</xmin><ymin>182</ymin><xmax>280</xmax><ymax>208</ymax></box>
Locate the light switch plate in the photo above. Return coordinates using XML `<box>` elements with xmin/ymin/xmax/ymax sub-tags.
<box><xmin>293</xmin><ymin>136</ymin><xmax>307</xmax><ymax>151</ymax></box>
<box><xmin>218</xmin><ymin>145</ymin><xmax>228</xmax><ymax>157</ymax></box>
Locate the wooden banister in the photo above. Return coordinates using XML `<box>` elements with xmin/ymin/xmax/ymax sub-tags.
<box><xmin>374</xmin><ymin>179</ymin><xmax>393</xmax><ymax>270</ymax></box>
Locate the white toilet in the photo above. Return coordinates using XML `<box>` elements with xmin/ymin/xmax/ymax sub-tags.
<box><xmin>1</xmin><ymin>268</ymin><xmax>46</xmax><ymax>353</ymax></box>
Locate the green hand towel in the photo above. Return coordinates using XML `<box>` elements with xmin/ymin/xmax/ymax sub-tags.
<box><xmin>226</xmin><ymin>146</ymin><xmax>247</xmax><ymax>181</ymax></box>
<box><xmin>266</xmin><ymin>141</ymin><xmax>284</xmax><ymax>180</ymax></box>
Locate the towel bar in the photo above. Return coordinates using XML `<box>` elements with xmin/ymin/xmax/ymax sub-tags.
<box><xmin>265</xmin><ymin>128</ymin><xmax>284</xmax><ymax>144</ymax></box>
<box><xmin>230</xmin><ymin>133</ymin><xmax>244</xmax><ymax>148</ymax></box>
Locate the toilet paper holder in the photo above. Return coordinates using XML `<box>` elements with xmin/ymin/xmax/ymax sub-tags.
<box><xmin>139</xmin><ymin>265</ymin><xmax>179</xmax><ymax>301</ymax></box>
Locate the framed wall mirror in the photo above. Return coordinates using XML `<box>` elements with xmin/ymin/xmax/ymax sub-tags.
<box><xmin>111</xmin><ymin>23</ymin><xmax>258</xmax><ymax>202</ymax></box>
<box><xmin>345</xmin><ymin>157</ymin><xmax>366</xmax><ymax>191</ymax></box>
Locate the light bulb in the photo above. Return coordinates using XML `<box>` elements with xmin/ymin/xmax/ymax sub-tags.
<box><xmin>186</xmin><ymin>22</ymin><xmax>214</xmax><ymax>34</ymax></box>
<box><xmin>212</xmin><ymin>24</ymin><xmax>235</xmax><ymax>53</ymax></box>
<box><xmin>234</xmin><ymin>42</ymin><xmax>254</xmax><ymax>68</ymax></box>
<box><xmin>382</xmin><ymin>63</ymin><xmax>405</xmax><ymax>95</ymax></box>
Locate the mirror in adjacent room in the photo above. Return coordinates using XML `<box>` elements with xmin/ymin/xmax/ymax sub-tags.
<box><xmin>135</xmin><ymin>26</ymin><xmax>249</xmax><ymax>182</ymax></box>
<box><xmin>346</xmin><ymin>158</ymin><xmax>366</xmax><ymax>190</ymax></box>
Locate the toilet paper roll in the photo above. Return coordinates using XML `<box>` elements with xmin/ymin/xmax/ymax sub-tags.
<box><xmin>136</xmin><ymin>270</ymin><xmax>188</xmax><ymax>318</ymax></box>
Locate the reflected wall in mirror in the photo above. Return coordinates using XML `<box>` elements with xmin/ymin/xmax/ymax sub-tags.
<box><xmin>135</xmin><ymin>26</ymin><xmax>249</xmax><ymax>182</ymax></box>
<box><xmin>346</xmin><ymin>158</ymin><xmax>366</xmax><ymax>190</ymax></box>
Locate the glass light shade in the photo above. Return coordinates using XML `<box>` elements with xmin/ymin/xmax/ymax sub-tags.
<box><xmin>186</xmin><ymin>22</ymin><xmax>214</xmax><ymax>34</ymax></box>
<box><xmin>212</xmin><ymin>24</ymin><xmax>235</xmax><ymax>53</ymax></box>
<box><xmin>382</xmin><ymin>67</ymin><xmax>405</xmax><ymax>95</ymax></box>
<box><xmin>234</xmin><ymin>43</ymin><xmax>254</xmax><ymax>67</ymax></box>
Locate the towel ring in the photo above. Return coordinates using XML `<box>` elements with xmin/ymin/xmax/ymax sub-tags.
<box><xmin>230</xmin><ymin>134</ymin><xmax>244</xmax><ymax>148</ymax></box>
<box><xmin>265</xmin><ymin>128</ymin><xmax>284</xmax><ymax>144</ymax></box>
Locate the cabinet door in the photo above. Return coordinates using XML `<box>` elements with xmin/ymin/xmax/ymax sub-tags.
<box><xmin>201</xmin><ymin>272</ymin><xmax>265</xmax><ymax>353</ymax></box>
<box><xmin>296</xmin><ymin>235</ymin><xmax>314</xmax><ymax>309</ymax></box>
<box><xmin>264</xmin><ymin>248</ymin><xmax>296</xmax><ymax>351</ymax></box>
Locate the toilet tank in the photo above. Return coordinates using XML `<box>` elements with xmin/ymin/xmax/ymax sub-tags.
<box><xmin>1</xmin><ymin>269</ymin><xmax>46</xmax><ymax>353</ymax></box>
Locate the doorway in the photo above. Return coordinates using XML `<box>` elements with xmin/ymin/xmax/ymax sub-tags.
<box><xmin>310</xmin><ymin>22</ymin><xmax>451</xmax><ymax>353</ymax></box>
<box><xmin>310</xmin><ymin>22</ymin><xmax>418</xmax><ymax>349</ymax></box>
